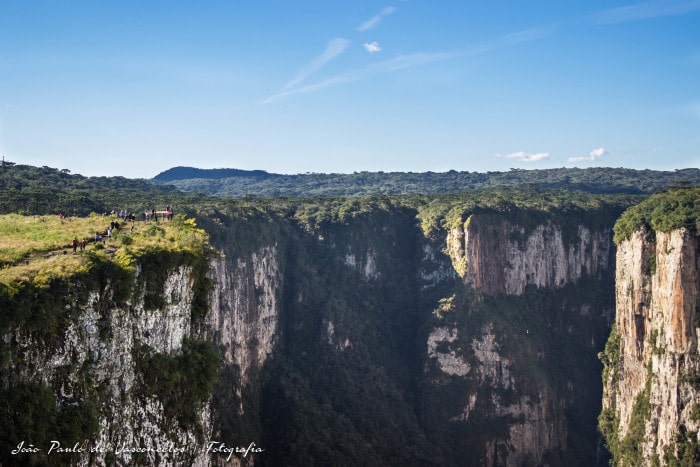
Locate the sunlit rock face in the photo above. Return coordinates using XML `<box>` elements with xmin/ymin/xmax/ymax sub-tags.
<box><xmin>603</xmin><ymin>228</ymin><xmax>700</xmax><ymax>465</ymax></box>
<box><xmin>447</xmin><ymin>213</ymin><xmax>611</xmax><ymax>295</ymax></box>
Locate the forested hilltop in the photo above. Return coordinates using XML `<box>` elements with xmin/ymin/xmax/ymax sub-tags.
<box><xmin>152</xmin><ymin>166</ymin><xmax>700</xmax><ymax>198</ymax></box>
<box><xmin>0</xmin><ymin>163</ymin><xmax>204</xmax><ymax>216</ymax></box>
<box><xmin>1</xmin><ymin>163</ymin><xmax>648</xmax><ymax>220</ymax></box>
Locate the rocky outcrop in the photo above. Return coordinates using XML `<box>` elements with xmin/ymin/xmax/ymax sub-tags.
<box><xmin>602</xmin><ymin>227</ymin><xmax>700</xmax><ymax>465</ymax></box>
<box><xmin>1</xmin><ymin>259</ymin><xmax>212</xmax><ymax>466</ymax></box>
<box><xmin>1</xmin><ymin>197</ymin><xmax>630</xmax><ymax>466</ymax></box>
<box><xmin>448</xmin><ymin>213</ymin><xmax>611</xmax><ymax>295</ymax></box>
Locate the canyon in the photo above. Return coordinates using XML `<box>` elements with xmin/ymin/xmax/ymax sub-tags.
<box><xmin>1</xmin><ymin>188</ymin><xmax>698</xmax><ymax>466</ymax></box>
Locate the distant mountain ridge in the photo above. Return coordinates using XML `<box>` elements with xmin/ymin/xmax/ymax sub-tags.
<box><xmin>149</xmin><ymin>166</ymin><xmax>700</xmax><ymax>198</ymax></box>
<box><xmin>153</xmin><ymin>166</ymin><xmax>276</xmax><ymax>182</ymax></box>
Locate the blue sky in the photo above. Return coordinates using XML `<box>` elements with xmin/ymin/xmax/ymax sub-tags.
<box><xmin>1</xmin><ymin>1</ymin><xmax>699</xmax><ymax>178</ymax></box>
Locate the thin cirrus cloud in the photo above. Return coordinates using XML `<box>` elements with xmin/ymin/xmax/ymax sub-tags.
<box><xmin>261</xmin><ymin>25</ymin><xmax>554</xmax><ymax>104</ymax></box>
<box><xmin>262</xmin><ymin>51</ymin><xmax>458</xmax><ymax>104</ymax></box>
<box><xmin>503</xmin><ymin>151</ymin><xmax>550</xmax><ymax>162</ymax></box>
<box><xmin>595</xmin><ymin>0</ymin><xmax>700</xmax><ymax>24</ymax></box>
<box><xmin>283</xmin><ymin>38</ymin><xmax>351</xmax><ymax>90</ymax></box>
<box><xmin>357</xmin><ymin>6</ymin><xmax>397</xmax><ymax>32</ymax></box>
<box><xmin>567</xmin><ymin>147</ymin><xmax>607</xmax><ymax>163</ymax></box>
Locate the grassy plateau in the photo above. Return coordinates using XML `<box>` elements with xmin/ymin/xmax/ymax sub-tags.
<box><xmin>0</xmin><ymin>213</ymin><xmax>209</xmax><ymax>287</ymax></box>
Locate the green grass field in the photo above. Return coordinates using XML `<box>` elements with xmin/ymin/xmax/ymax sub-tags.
<box><xmin>0</xmin><ymin>213</ymin><xmax>209</xmax><ymax>287</ymax></box>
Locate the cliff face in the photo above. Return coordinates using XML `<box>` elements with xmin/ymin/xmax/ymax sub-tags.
<box><xmin>0</xmin><ymin>254</ymin><xmax>214</xmax><ymax>466</ymax></box>
<box><xmin>208</xmin><ymin>245</ymin><xmax>280</xmax><ymax>385</ymax></box>
<box><xmin>424</xmin><ymin>211</ymin><xmax>616</xmax><ymax>466</ymax></box>
<box><xmin>448</xmin><ymin>213</ymin><xmax>611</xmax><ymax>295</ymax></box>
<box><xmin>601</xmin><ymin>227</ymin><xmax>700</xmax><ymax>465</ymax></box>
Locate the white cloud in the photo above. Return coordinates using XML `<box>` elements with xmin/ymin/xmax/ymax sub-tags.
<box><xmin>590</xmin><ymin>147</ymin><xmax>606</xmax><ymax>158</ymax></box>
<box><xmin>567</xmin><ymin>147</ymin><xmax>607</xmax><ymax>163</ymax></box>
<box><xmin>596</xmin><ymin>0</ymin><xmax>700</xmax><ymax>24</ymax></box>
<box><xmin>357</xmin><ymin>6</ymin><xmax>397</xmax><ymax>32</ymax></box>
<box><xmin>364</xmin><ymin>42</ymin><xmax>382</xmax><ymax>53</ymax></box>
<box><xmin>504</xmin><ymin>151</ymin><xmax>550</xmax><ymax>162</ymax></box>
<box><xmin>283</xmin><ymin>38</ymin><xmax>351</xmax><ymax>90</ymax></box>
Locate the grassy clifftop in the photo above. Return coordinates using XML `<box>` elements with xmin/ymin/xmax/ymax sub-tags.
<box><xmin>0</xmin><ymin>213</ymin><xmax>210</xmax><ymax>289</ymax></box>
<box><xmin>0</xmin><ymin>213</ymin><xmax>212</xmax><ymax>344</ymax></box>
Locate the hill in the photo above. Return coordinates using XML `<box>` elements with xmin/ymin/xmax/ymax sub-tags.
<box><xmin>149</xmin><ymin>166</ymin><xmax>700</xmax><ymax>197</ymax></box>
<box><xmin>0</xmin><ymin>163</ymin><xmax>196</xmax><ymax>216</ymax></box>
<box><xmin>153</xmin><ymin>166</ymin><xmax>276</xmax><ymax>182</ymax></box>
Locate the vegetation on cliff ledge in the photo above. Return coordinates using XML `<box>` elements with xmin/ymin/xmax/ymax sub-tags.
<box><xmin>613</xmin><ymin>186</ymin><xmax>700</xmax><ymax>244</ymax></box>
<box><xmin>133</xmin><ymin>338</ymin><xmax>219</xmax><ymax>433</ymax></box>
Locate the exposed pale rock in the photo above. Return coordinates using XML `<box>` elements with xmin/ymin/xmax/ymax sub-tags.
<box><xmin>604</xmin><ymin>228</ymin><xmax>700</xmax><ymax>464</ymax></box>
<box><xmin>447</xmin><ymin>214</ymin><xmax>610</xmax><ymax>295</ymax></box>
<box><xmin>420</xmin><ymin>243</ymin><xmax>456</xmax><ymax>288</ymax></box>
<box><xmin>344</xmin><ymin>248</ymin><xmax>380</xmax><ymax>280</ymax></box>
<box><xmin>6</xmin><ymin>264</ymin><xmax>210</xmax><ymax>466</ymax></box>
<box><xmin>207</xmin><ymin>245</ymin><xmax>280</xmax><ymax>385</ymax></box>
<box><xmin>471</xmin><ymin>327</ymin><xmax>513</xmax><ymax>390</ymax></box>
<box><xmin>427</xmin><ymin>327</ymin><xmax>470</xmax><ymax>376</ymax></box>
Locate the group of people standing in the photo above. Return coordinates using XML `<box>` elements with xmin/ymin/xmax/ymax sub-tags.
<box><xmin>71</xmin><ymin>237</ymin><xmax>87</xmax><ymax>253</ymax></box>
<box><xmin>69</xmin><ymin>205</ymin><xmax>173</xmax><ymax>253</ymax></box>
<box><xmin>144</xmin><ymin>205</ymin><xmax>173</xmax><ymax>222</ymax></box>
<box><xmin>71</xmin><ymin>213</ymin><xmax>124</xmax><ymax>253</ymax></box>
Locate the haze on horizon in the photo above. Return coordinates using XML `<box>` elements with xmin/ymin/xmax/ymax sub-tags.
<box><xmin>1</xmin><ymin>1</ymin><xmax>699</xmax><ymax>179</ymax></box>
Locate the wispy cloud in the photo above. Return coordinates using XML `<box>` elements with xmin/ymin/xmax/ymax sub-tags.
<box><xmin>357</xmin><ymin>6</ymin><xmax>397</xmax><ymax>32</ymax></box>
<box><xmin>568</xmin><ymin>147</ymin><xmax>607</xmax><ymax>163</ymax></box>
<box><xmin>262</xmin><ymin>51</ymin><xmax>456</xmax><ymax>104</ymax></box>
<box><xmin>283</xmin><ymin>38</ymin><xmax>351</xmax><ymax>90</ymax></box>
<box><xmin>596</xmin><ymin>0</ymin><xmax>700</xmax><ymax>24</ymax></box>
<box><xmin>262</xmin><ymin>25</ymin><xmax>554</xmax><ymax>104</ymax></box>
<box><xmin>364</xmin><ymin>42</ymin><xmax>382</xmax><ymax>53</ymax></box>
<box><xmin>502</xmin><ymin>151</ymin><xmax>550</xmax><ymax>162</ymax></box>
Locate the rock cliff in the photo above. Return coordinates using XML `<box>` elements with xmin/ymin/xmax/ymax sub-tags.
<box><xmin>449</xmin><ymin>213</ymin><xmax>611</xmax><ymax>294</ymax></box>
<box><xmin>423</xmin><ymin>208</ymin><xmax>616</xmax><ymax>466</ymax></box>
<box><xmin>0</xmin><ymin>251</ymin><xmax>215</xmax><ymax>466</ymax></box>
<box><xmin>601</xmin><ymin>225</ymin><xmax>700</xmax><ymax>465</ymax></box>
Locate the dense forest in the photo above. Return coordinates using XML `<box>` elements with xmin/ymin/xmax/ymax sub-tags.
<box><xmin>612</xmin><ymin>185</ymin><xmax>700</xmax><ymax>243</ymax></box>
<box><xmin>152</xmin><ymin>165</ymin><xmax>700</xmax><ymax>198</ymax></box>
<box><xmin>0</xmin><ymin>163</ymin><xmax>202</xmax><ymax>216</ymax></box>
<box><xmin>0</xmin><ymin>163</ymin><xmax>645</xmax><ymax>230</ymax></box>
<box><xmin>4</xmin><ymin>162</ymin><xmax>696</xmax><ymax>219</ymax></box>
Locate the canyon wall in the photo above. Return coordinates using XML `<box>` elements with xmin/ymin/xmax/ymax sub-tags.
<box><xmin>0</xmin><ymin>252</ymin><xmax>215</xmax><ymax>466</ymax></box>
<box><xmin>423</xmin><ymin>211</ymin><xmax>616</xmax><ymax>466</ymax></box>
<box><xmin>601</xmin><ymin>226</ymin><xmax>700</xmax><ymax>466</ymax></box>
